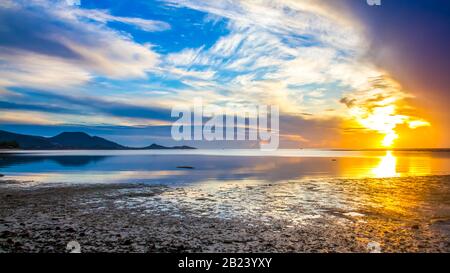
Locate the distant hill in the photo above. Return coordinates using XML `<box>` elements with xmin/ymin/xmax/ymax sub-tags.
<box><xmin>143</xmin><ymin>144</ymin><xmax>196</xmax><ymax>150</ymax></box>
<box><xmin>0</xmin><ymin>140</ymin><xmax>19</xmax><ymax>149</ymax></box>
<box><xmin>0</xmin><ymin>130</ymin><xmax>195</xmax><ymax>150</ymax></box>
<box><xmin>48</xmin><ymin>132</ymin><xmax>125</xmax><ymax>149</ymax></box>
<box><xmin>0</xmin><ymin>130</ymin><xmax>56</xmax><ymax>149</ymax></box>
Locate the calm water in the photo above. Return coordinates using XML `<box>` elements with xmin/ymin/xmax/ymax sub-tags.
<box><xmin>1</xmin><ymin>149</ymin><xmax>449</xmax><ymax>186</ymax></box>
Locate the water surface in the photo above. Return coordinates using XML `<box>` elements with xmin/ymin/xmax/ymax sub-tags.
<box><xmin>1</xmin><ymin>149</ymin><xmax>449</xmax><ymax>185</ymax></box>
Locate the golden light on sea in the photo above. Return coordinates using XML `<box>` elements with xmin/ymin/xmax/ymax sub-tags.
<box><xmin>372</xmin><ymin>151</ymin><xmax>399</xmax><ymax>178</ymax></box>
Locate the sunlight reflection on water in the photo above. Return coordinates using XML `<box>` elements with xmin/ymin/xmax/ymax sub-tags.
<box><xmin>372</xmin><ymin>151</ymin><xmax>399</xmax><ymax>178</ymax></box>
<box><xmin>0</xmin><ymin>149</ymin><xmax>449</xmax><ymax>185</ymax></box>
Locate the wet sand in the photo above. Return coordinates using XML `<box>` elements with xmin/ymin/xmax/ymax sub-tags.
<box><xmin>1</xmin><ymin>176</ymin><xmax>450</xmax><ymax>253</ymax></box>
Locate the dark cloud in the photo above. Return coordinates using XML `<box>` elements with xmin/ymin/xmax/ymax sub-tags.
<box><xmin>0</xmin><ymin>7</ymin><xmax>82</xmax><ymax>59</ymax></box>
<box><xmin>339</xmin><ymin>97</ymin><xmax>356</xmax><ymax>108</ymax></box>
<box><xmin>0</xmin><ymin>100</ymin><xmax>78</xmax><ymax>114</ymax></box>
<box><xmin>2</xmin><ymin>89</ymin><xmax>173</xmax><ymax>122</ymax></box>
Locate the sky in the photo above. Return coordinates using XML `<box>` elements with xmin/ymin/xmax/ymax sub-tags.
<box><xmin>0</xmin><ymin>0</ymin><xmax>449</xmax><ymax>148</ymax></box>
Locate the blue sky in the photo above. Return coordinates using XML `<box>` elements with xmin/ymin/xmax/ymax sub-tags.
<box><xmin>0</xmin><ymin>0</ymin><xmax>448</xmax><ymax>148</ymax></box>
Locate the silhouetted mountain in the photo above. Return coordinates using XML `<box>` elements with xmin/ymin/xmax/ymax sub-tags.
<box><xmin>0</xmin><ymin>130</ymin><xmax>195</xmax><ymax>150</ymax></box>
<box><xmin>48</xmin><ymin>132</ymin><xmax>125</xmax><ymax>149</ymax></box>
<box><xmin>0</xmin><ymin>130</ymin><xmax>55</xmax><ymax>149</ymax></box>
<box><xmin>0</xmin><ymin>140</ymin><xmax>19</xmax><ymax>149</ymax></box>
<box><xmin>143</xmin><ymin>144</ymin><xmax>196</xmax><ymax>150</ymax></box>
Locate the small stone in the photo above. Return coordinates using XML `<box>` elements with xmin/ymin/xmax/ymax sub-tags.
<box><xmin>411</xmin><ymin>224</ymin><xmax>420</xmax><ymax>230</ymax></box>
<box><xmin>66</xmin><ymin>227</ymin><xmax>76</xmax><ymax>233</ymax></box>
<box><xmin>0</xmin><ymin>231</ymin><xmax>12</xmax><ymax>238</ymax></box>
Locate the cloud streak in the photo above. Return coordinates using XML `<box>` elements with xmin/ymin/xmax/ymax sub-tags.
<box><xmin>72</xmin><ymin>8</ymin><xmax>171</xmax><ymax>32</ymax></box>
<box><xmin>0</xmin><ymin>0</ymin><xmax>167</xmax><ymax>90</ymax></box>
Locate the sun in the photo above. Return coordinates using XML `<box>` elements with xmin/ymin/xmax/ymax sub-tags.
<box><xmin>381</xmin><ymin>131</ymin><xmax>398</xmax><ymax>147</ymax></box>
<box><xmin>347</xmin><ymin>100</ymin><xmax>432</xmax><ymax>148</ymax></box>
<box><xmin>352</xmin><ymin>105</ymin><xmax>405</xmax><ymax>148</ymax></box>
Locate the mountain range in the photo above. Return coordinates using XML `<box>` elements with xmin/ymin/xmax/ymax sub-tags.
<box><xmin>0</xmin><ymin>130</ymin><xmax>195</xmax><ymax>150</ymax></box>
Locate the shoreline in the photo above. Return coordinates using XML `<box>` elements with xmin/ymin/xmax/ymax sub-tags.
<box><xmin>1</xmin><ymin>177</ymin><xmax>450</xmax><ymax>253</ymax></box>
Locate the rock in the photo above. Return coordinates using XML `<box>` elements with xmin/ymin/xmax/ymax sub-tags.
<box><xmin>65</xmin><ymin>227</ymin><xmax>76</xmax><ymax>233</ymax></box>
<box><xmin>411</xmin><ymin>224</ymin><xmax>420</xmax><ymax>230</ymax></box>
<box><xmin>0</xmin><ymin>231</ymin><xmax>12</xmax><ymax>238</ymax></box>
<box><xmin>176</xmin><ymin>166</ymin><xmax>195</xmax><ymax>169</ymax></box>
<box><xmin>0</xmin><ymin>174</ymin><xmax>4</xmax><ymax>177</ymax></box>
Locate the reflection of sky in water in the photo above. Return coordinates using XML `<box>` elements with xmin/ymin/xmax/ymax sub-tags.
<box><xmin>0</xmin><ymin>150</ymin><xmax>449</xmax><ymax>185</ymax></box>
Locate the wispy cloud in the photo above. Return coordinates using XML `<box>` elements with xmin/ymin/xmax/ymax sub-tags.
<box><xmin>160</xmin><ymin>0</ymin><xmax>430</xmax><ymax>146</ymax></box>
<box><xmin>72</xmin><ymin>8</ymin><xmax>171</xmax><ymax>32</ymax></box>
<box><xmin>0</xmin><ymin>0</ymin><xmax>167</xmax><ymax>90</ymax></box>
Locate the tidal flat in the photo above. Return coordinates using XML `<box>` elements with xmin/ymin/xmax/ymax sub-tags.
<box><xmin>1</xmin><ymin>175</ymin><xmax>449</xmax><ymax>253</ymax></box>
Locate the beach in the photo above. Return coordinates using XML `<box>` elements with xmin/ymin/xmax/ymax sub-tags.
<box><xmin>1</xmin><ymin>175</ymin><xmax>449</xmax><ymax>253</ymax></box>
<box><xmin>2</xmin><ymin>0</ymin><xmax>449</xmax><ymax>261</ymax></box>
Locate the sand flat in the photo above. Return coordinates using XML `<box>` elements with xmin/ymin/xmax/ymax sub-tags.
<box><xmin>1</xmin><ymin>175</ymin><xmax>449</xmax><ymax>253</ymax></box>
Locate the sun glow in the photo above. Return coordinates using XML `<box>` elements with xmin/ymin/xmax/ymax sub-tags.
<box><xmin>351</xmin><ymin>105</ymin><xmax>404</xmax><ymax>147</ymax></box>
<box><xmin>349</xmin><ymin>103</ymin><xmax>431</xmax><ymax>147</ymax></box>
<box><xmin>341</xmin><ymin>76</ymin><xmax>432</xmax><ymax>148</ymax></box>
